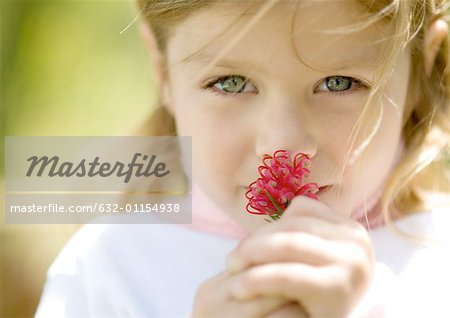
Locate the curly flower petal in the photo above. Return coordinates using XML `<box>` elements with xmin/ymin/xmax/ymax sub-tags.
<box><xmin>245</xmin><ymin>150</ymin><xmax>319</xmax><ymax>221</ymax></box>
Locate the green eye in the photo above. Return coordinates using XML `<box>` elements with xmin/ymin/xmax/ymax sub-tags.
<box><xmin>325</xmin><ymin>76</ymin><xmax>352</xmax><ymax>91</ymax></box>
<box><xmin>205</xmin><ymin>74</ymin><xmax>257</xmax><ymax>97</ymax></box>
<box><xmin>216</xmin><ymin>75</ymin><xmax>247</xmax><ymax>93</ymax></box>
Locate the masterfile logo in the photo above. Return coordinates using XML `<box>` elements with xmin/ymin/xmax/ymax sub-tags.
<box><xmin>5</xmin><ymin>136</ymin><xmax>192</xmax><ymax>225</ymax></box>
<box><xmin>26</xmin><ymin>153</ymin><xmax>170</xmax><ymax>183</ymax></box>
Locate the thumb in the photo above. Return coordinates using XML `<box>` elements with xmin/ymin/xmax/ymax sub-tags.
<box><xmin>282</xmin><ymin>195</ymin><xmax>333</xmax><ymax>221</ymax></box>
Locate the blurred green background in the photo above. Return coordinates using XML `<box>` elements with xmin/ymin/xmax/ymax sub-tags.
<box><xmin>1</xmin><ymin>1</ymin><xmax>157</xmax><ymax>317</ymax></box>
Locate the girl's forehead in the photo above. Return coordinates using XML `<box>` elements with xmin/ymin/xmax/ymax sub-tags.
<box><xmin>167</xmin><ymin>0</ymin><xmax>387</xmax><ymax>72</ymax></box>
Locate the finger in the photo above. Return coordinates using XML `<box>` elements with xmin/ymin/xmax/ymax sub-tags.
<box><xmin>242</xmin><ymin>215</ymin><xmax>370</xmax><ymax>247</ymax></box>
<box><xmin>263</xmin><ymin>302</ymin><xmax>309</xmax><ymax>318</ymax></box>
<box><xmin>227</xmin><ymin>220</ymin><xmax>373</xmax><ymax>274</ymax></box>
<box><xmin>194</xmin><ymin>295</ymin><xmax>289</xmax><ymax>318</ymax></box>
<box><xmin>228</xmin><ymin>296</ymin><xmax>292</xmax><ymax>318</ymax></box>
<box><xmin>231</xmin><ymin>248</ymin><xmax>373</xmax><ymax>296</ymax></box>
<box><xmin>220</xmin><ymin>272</ymin><xmax>299</xmax><ymax>317</ymax></box>
<box><xmin>227</xmin><ymin>231</ymin><xmax>335</xmax><ymax>274</ymax></box>
<box><xmin>194</xmin><ymin>272</ymin><xmax>291</xmax><ymax>318</ymax></box>
<box><xmin>284</xmin><ymin>215</ymin><xmax>370</xmax><ymax>249</ymax></box>
<box><xmin>231</xmin><ymin>263</ymin><xmax>324</xmax><ymax>301</ymax></box>
<box><xmin>231</xmin><ymin>263</ymin><xmax>356</xmax><ymax>317</ymax></box>
<box><xmin>282</xmin><ymin>195</ymin><xmax>348</xmax><ymax>223</ymax></box>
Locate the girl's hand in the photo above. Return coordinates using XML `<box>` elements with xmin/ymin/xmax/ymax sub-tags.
<box><xmin>191</xmin><ymin>270</ymin><xmax>307</xmax><ymax>318</ymax></box>
<box><xmin>226</xmin><ymin>196</ymin><xmax>375</xmax><ymax>318</ymax></box>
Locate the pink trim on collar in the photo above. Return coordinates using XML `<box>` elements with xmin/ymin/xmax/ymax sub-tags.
<box><xmin>176</xmin><ymin>182</ymin><xmax>249</xmax><ymax>239</ymax></box>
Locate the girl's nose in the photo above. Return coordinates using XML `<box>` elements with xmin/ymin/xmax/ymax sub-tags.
<box><xmin>255</xmin><ymin>102</ymin><xmax>317</xmax><ymax>158</ymax></box>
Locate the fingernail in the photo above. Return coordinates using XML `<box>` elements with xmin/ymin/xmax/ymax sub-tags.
<box><xmin>227</xmin><ymin>254</ymin><xmax>245</xmax><ymax>274</ymax></box>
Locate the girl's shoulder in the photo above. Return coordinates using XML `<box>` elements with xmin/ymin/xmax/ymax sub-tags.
<box><xmin>353</xmin><ymin>207</ymin><xmax>450</xmax><ymax>317</ymax></box>
<box><xmin>36</xmin><ymin>214</ymin><xmax>240</xmax><ymax>317</ymax></box>
<box><xmin>370</xmin><ymin>205</ymin><xmax>450</xmax><ymax>250</ymax></box>
<box><xmin>49</xmin><ymin>213</ymin><xmax>240</xmax><ymax>275</ymax></box>
<box><xmin>370</xmin><ymin>206</ymin><xmax>450</xmax><ymax>265</ymax></box>
<box><xmin>368</xmin><ymin>207</ymin><xmax>449</xmax><ymax>280</ymax></box>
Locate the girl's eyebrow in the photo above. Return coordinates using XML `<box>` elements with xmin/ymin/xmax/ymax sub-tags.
<box><xmin>180</xmin><ymin>51</ymin><xmax>379</xmax><ymax>72</ymax></box>
<box><xmin>180</xmin><ymin>51</ymin><xmax>258</xmax><ymax>69</ymax></box>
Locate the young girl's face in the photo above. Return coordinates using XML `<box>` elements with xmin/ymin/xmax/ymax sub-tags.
<box><xmin>163</xmin><ymin>0</ymin><xmax>411</xmax><ymax>230</ymax></box>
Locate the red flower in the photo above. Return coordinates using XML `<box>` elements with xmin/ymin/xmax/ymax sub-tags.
<box><xmin>245</xmin><ymin>150</ymin><xmax>319</xmax><ymax>222</ymax></box>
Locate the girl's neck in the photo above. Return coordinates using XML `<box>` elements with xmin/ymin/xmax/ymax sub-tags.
<box><xmin>350</xmin><ymin>139</ymin><xmax>405</xmax><ymax>230</ymax></box>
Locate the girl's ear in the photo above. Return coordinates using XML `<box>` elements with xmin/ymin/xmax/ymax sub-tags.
<box><xmin>424</xmin><ymin>18</ymin><xmax>448</xmax><ymax>77</ymax></box>
<box><xmin>139</xmin><ymin>21</ymin><xmax>173</xmax><ymax>112</ymax></box>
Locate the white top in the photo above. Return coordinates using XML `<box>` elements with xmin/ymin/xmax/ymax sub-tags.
<box><xmin>34</xmin><ymin>206</ymin><xmax>450</xmax><ymax>318</ymax></box>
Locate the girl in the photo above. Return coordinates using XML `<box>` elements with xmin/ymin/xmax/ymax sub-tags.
<box><xmin>36</xmin><ymin>0</ymin><xmax>450</xmax><ymax>317</ymax></box>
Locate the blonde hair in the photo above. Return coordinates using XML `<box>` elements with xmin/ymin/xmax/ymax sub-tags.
<box><xmin>135</xmin><ymin>0</ymin><xmax>450</xmax><ymax>223</ymax></box>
